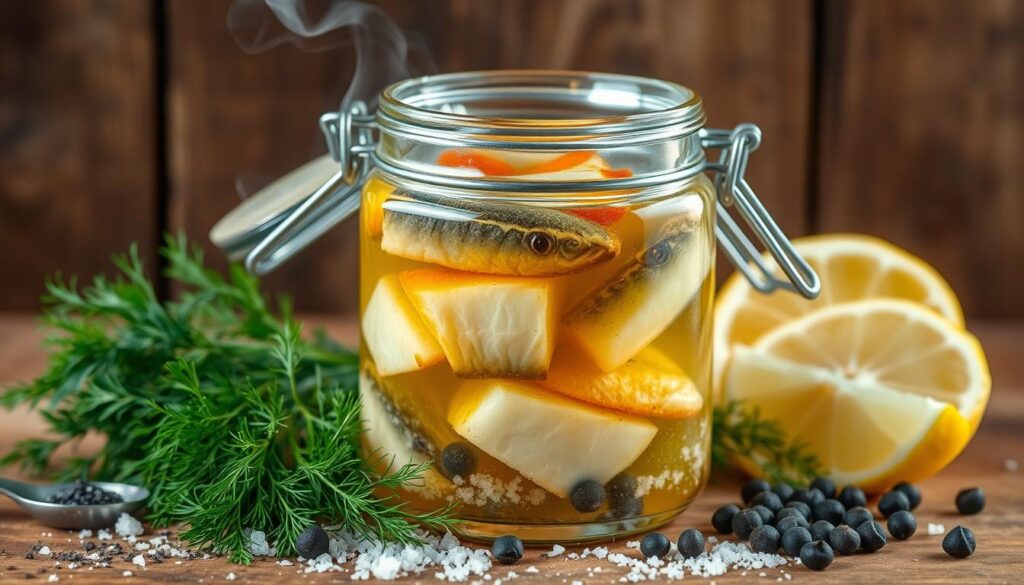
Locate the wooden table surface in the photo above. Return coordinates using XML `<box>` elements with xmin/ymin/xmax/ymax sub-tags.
<box><xmin>1</xmin><ymin>313</ymin><xmax>1022</xmax><ymax>584</ymax></box>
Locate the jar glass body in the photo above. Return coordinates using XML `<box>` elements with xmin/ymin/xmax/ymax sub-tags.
<box><xmin>358</xmin><ymin>163</ymin><xmax>716</xmax><ymax>542</ymax></box>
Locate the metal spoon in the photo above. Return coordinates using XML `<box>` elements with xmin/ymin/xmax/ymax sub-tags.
<box><xmin>0</xmin><ymin>477</ymin><xmax>148</xmax><ymax>529</ymax></box>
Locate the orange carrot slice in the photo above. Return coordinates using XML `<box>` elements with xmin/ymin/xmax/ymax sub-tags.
<box><xmin>437</xmin><ymin>150</ymin><xmax>517</xmax><ymax>176</ymax></box>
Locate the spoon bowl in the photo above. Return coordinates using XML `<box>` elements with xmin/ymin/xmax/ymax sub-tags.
<box><xmin>0</xmin><ymin>477</ymin><xmax>148</xmax><ymax>530</ymax></box>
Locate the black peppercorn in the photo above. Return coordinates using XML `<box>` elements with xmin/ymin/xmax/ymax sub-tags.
<box><xmin>828</xmin><ymin>525</ymin><xmax>861</xmax><ymax>555</ymax></box>
<box><xmin>810</xmin><ymin>520</ymin><xmax>834</xmax><ymax>542</ymax></box>
<box><xmin>799</xmin><ymin>540</ymin><xmax>834</xmax><ymax>571</ymax></box>
<box><xmin>607</xmin><ymin>473</ymin><xmax>642</xmax><ymax>519</ymax></box>
<box><xmin>751</xmin><ymin>491</ymin><xmax>784</xmax><ymax>514</ymax></box>
<box><xmin>772</xmin><ymin>482</ymin><xmax>795</xmax><ymax>503</ymax></box>
<box><xmin>295</xmin><ymin>525</ymin><xmax>330</xmax><ymax>559</ymax></box>
<box><xmin>750</xmin><ymin>525</ymin><xmax>781</xmax><ymax>554</ymax></box>
<box><xmin>750</xmin><ymin>504</ymin><xmax>774</xmax><ymax>525</ymax></box>
<box><xmin>887</xmin><ymin>510</ymin><xmax>917</xmax><ymax>540</ymax></box>
<box><xmin>892</xmin><ymin>481</ymin><xmax>922</xmax><ymax>510</ymax></box>
<box><xmin>955</xmin><ymin>487</ymin><xmax>985</xmax><ymax>515</ymax></box>
<box><xmin>878</xmin><ymin>490</ymin><xmax>910</xmax><ymax>518</ymax></box>
<box><xmin>570</xmin><ymin>479</ymin><xmax>605</xmax><ymax>513</ymax></box>
<box><xmin>837</xmin><ymin>485</ymin><xmax>867</xmax><ymax>510</ymax></box>
<box><xmin>776</xmin><ymin>515</ymin><xmax>809</xmax><ymax>533</ymax></box>
<box><xmin>774</xmin><ymin>507</ymin><xmax>807</xmax><ymax>523</ymax></box>
<box><xmin>492</xmin><ymin>535</ymin><xmax>524</xmax><ymax>565</ymax></box>
<box><xmin>942</xmin><ymin>525</ymin><xmax>976</xmax><ymax>558</ymax></box>
<box><xmin>810</xmin><ymin>477</ymin><xmax>837</xmax><ymax>499</ymax></box>
<box><xmin>813</xmin><ymin>499</ymin><xmax>846</xmax><ymax>525</ymax></box>
<box><xmin>785</xmin><ymin>500</ymin><xmax>812</xmax><ymax>521</ymax></box>
<box><xmin>842</xmin><ymin>506</ymin><xmax>874</xmax><ymax>529</ymax></box>
<box><xmin>741</xmin><ymin>478</ymin><xmax>772</xmax><ymax>504</ymax></box>
<box><xmin>640</xmin><ymin>532</ymin><xmax>671</xmax><ymax>559</ymax></box>
<box><xmin>732</xmin><ymin>509</ymin><xmax>763</xmax><ymax>540</ymax></box>
<box><xmin>856</xmin><ymin>520</ymin><xmax>888</xmax><ymax>553</ymax></box>
<box><xmin>441</xmin><ymin>442</ymin><xmax>477</xmax><ymax>478</ymax></box>
<box><xmin>781</xmin><ymin>526</ymin><xmax>812</xmax><ymax>557</ymax></box>
<box><xmin>710</xmin><ymin>504</ymin><xmax>741</xmax><ymax>534</ymax></box>
<box><xmin>677</xmin><ymin>528</ymin><xmax>705</xmax><ymax>559</ymax></box>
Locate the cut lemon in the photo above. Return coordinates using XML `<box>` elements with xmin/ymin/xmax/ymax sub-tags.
<box><xmin>723</xmin><ymin>299</ymin><xmax>989</xmax><ymax>491</ymax></box>
<box><xmin>714</xmin><ymin>234</ymin><xmax>964</xmax><ymax>393</ymax></box>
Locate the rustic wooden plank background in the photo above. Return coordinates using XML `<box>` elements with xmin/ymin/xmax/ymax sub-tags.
<box><xmin>1</xmin><ymin>0</ymin><xmax>1021</xmax><ymax>318</ymax></box>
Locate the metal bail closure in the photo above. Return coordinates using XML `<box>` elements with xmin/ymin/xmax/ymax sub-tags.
<box><xmin>701</xmin><ymin>124</ymin><xmax>821</xmax><ymax>299</ymax></box>
<box><xmin>209</xmin><ymin>101</ymin><xmax>376</xmax><ymax>275</ymax></box>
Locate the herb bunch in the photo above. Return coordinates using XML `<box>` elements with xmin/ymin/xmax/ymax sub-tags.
<box><xmin>711</xmin><ymin>400</ymin><xmax>822</xmax><ymax>486</ymax></box>
<box><xmin>1</xmin><ymin>236</ymin><xmax>452</xmax><ymax>563</ymax></box>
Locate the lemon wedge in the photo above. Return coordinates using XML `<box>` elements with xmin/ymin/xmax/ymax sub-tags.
<box><xmin>714</xmin><ymin>234</ymin><xmax>964</xmax><ymax>391</ymax></box>
<box><xmin>723</xmin><ymin>299</ymin><xmax>989</xmax><ymax>491</ymax></box>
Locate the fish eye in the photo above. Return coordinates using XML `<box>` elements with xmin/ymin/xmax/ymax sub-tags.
<box><xmin>526</xmin><ymin>231</ymin><xmax>555</xmax><ymax>255</ymax></box>
<box><xmin>643</xmin><ymin>241</ymin><xmax>672</xmax><ymax>267</ymax></box>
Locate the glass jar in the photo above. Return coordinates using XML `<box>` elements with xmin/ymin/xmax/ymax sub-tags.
<box><xmin>212</xmin><ymin>71</ymin><xmax>819</xmax><ymax>543</ymax></box>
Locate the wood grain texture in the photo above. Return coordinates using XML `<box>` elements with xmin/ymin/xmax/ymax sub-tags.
<box><xmin>816</xmin><ymin>0</ymin><xmax>1024</xmax><ymax>319</ymax></box>
<box><xmin>0</xmin><ymin>316</ymin><xmax>1022</xmax><ymax>583</ymax></box>
<box><xmin>0</xmin><ymin>0</ymin><xmax>158</xmax><ymax>310</ymax></box>
<box><xmin>167</xmin><ymin>0</ymin><xmax>813</xmax><ymax>311</ymax></box>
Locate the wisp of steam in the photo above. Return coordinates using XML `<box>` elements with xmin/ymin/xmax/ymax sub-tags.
<box><xmin>227</xmin><ymin>0</ymin><xmax>433</xmax><ymax>112</ymax></box>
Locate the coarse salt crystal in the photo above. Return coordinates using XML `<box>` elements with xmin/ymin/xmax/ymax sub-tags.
<box><xmin>38</xmin><ymin>546</ymin><xmax>52</xmax><ymax>556</ymax></box>
<box><xmin>122</xmin><ymin>570</ymin><xmax>133</xmax><ymax>577</ymax></box>
<box><xmin>132</xmin><ymin>554</ymin><xmax>146</xmax><ymax>568</ymax></box>
<box><xmin>47</xmin><ymin>575</ymin><xmax>59</xmax><ymax>583</ymax></box>
<box><xmin>278</xmin><ymin>559</ymin><xmax>293</xmax><ymax>566</ymax></box>
<box><xmin>97</xmin><ymin>529</ymin><xmax>113</xmax><ymax>541</ymax></box>
<box><xmin>226</xmin><ymin>573</ymin><xmax>237</xmax><ymax>581</ymax></box>
<box><xmin>78</xmin><ymin>529</ymin><xmax>93</xmax><ymax>539</ymax></box>
<box><xmin>525</xmin><ymin>566</ymin><xmax>539</xmax><ymax>573</ymax></box>
<box><xmin>928</xmin><ymin>523</ymin><xmax>945</xmax><ymax>535</ymax></box>
<box><xmin>115</xmin><ymin>513</ymin><xmax>144</xmax><ymax>537</ymax></box>
<box><xmin>546</xmin><ymin>544</ymin><xmax>566</xmax><ymax>557</ymax></box>
<box><xmin>247</xmin><ymin>530</ymin><xmax>275</xmax><ymax>556</ymax></box>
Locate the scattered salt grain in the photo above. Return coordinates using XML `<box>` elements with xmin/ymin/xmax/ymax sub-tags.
<box><xmin>278</xmin><ymin>559</ymin><xmax>293</xmax><ymax>566</ymax></box>
<box><xmin>97</xmin><ymin>529</ymin><xmax>113</xmax><ymax>541</ymax></box>
<box><xmin>1006</xmin><ymin>458</ymin><xmax>1019</xmax><ymax>472</ymax></box>
<box><xmin>525</xmin><ymin>566</ymin><xmax>539</xmax><ymax>573</ymax></box>
<box><xmin>546</xmin><ymin>544</ymin><xmax>566</xmax><ymax>558</ymax></box>
<box><xmin>131</xmin><ymin>554</ymin><xmax>146</xmax><ymax>568</ymax></box>
<box><xmin>226</xmin><ymin>573</ymin><xmax>237</xmax><ymax>581</ymax></box>
<box><xmin>114</xmin><ymin>513</ymin><xmax>144</xmax><ymax>537</ymax></box>
<box><xmin>38</xmin><ymin>546</ymin><xmax>51</xmax><ymax>556</ymax></box>
<box><xmin>927</xmin><ymin>523</ymin><xmax>946</xmax><ymax>535</ymax></box>
<box><xmin>626</xmin><ymin>540</ymin><xmax>641</xmax><ymax>549</ymax></box>
<box><xmin>134</xmin><ymin>542</ymin><xmax>150</xmax><ymax>551</ymax></box>
<box><xmin>247</xmin><ymin>530</ymin><xmax>276</xmax><ymax>556</ymax></box>
<box><xmin>47</xmin><ymin>575</ymin><xmax>59</xmax><ymax>583</ymax></box>
<box><xmin>78</xmin><ymin>529</ymin><xmax>93</xmax><ymax>539</ymax></box>
<box><xmin>122</xmin><ymin>570</ymin><xmax>133</xmax><ymax>577</ymax></box>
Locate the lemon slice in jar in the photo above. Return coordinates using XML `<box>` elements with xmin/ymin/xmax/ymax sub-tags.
<box><xmin>723</xmin><ymin>299</ymin><xmax>990</xmax><ymax>491</ymax></box>
<box><xmin>713</xmin><ymin>234</ymin><xmax>965</xmax><ymax>393</ymax></box>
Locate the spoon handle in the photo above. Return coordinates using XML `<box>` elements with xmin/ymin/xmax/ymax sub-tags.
<box><xmin>0</xmin><ymin>476</ymin><xmax>31</xmax><ymax>504</ymax></box>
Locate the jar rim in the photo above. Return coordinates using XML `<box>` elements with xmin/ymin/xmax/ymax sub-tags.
<box><xmin>377</xmin><ymin>70</ymin><xmax>706</xmax><ymax>145</ymax></box>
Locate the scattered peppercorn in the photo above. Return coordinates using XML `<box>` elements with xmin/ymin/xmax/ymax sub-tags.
<box><xmin>772</xmin><ymin>482</ymin><xmax>795</xmax><ymax>503</ymax></box>
<box><xmin>813</xmin><ymin>499</ymin><xmax>846</xmax><ymax>525</ymax></box>
<box><xmin>295</xmin><ymin>525</ymin><xmax>329</xmax><ymax>559</ymax></box>
<box><xmin>732</xmin><ymin>509</ymin><xmax>763</xmax><ymax>540</ymax></box>
<box><xmin>677</xmin><ymin>528</ymin><xmax>705</xmax><ymax>559</ymax></box>
<box><xmin>711</xmin><ymin>504</ymin><xmax>741</xmax><ymax>534</ymax></box>
<box><xmin>774</xmin><ymin>507</ymin><xmax>807</xmax><ymax>524</ymax></box>
<box><xmin>750</xmin><ymin>504</ymin><xmax>774</xmax><ymax>525</ymax></box>
<box><xmin>837</xmin><ymin>485</ymin><xmax>867</xmax><ymax>510</ymax></box>
<box><xmin>741</xmin><ymin>478</ymin><xmax>772</xmax><ymax>504</ymax></box>
<box><xmin>800</xmin><ymin>540</ymin><xmax>834</xmax><ymax>571</ymax></box>
<box><xmin>887</xmin><ymin>510</ymin><xmax>917</xmax><ymax>540</ymax></box>
<box><xmin>955</xmin><ymin>487</ymin><xmax>985</xmax><ymax>515</ymax></box>
<box><xmin>82</xmin><ymin>542</ymin><xmax>96</xmax><ymax>552</ymax></box>
<box><xmin>492</xmin><ymin>535</ymin><xmax>524</xmax><ymax>565</ymax></box>
<box><xmin>570</xmin><ymin>479</ymin><xmax>605</xmax><ymax>513</ymax></box>
<box><xmin>842</xmin><ymin>506</ymin><xmax>874</xmax><ymax>529</ymax></box>
<box><xmin>640</xmin><ymin>532</ymin><xmax>671</xmax><ymax>559</ymax></box>
<box><xmin>781</xmin><ymin>526</ymin><xmax>812</xmax><ymax>557</ymax></box>
<box><xmin>46</xmin><ymin>479</ymin><xmax>123</xmax><ymax>506</ymax></box>
<box><xmin>892</xmin><ymin>481</ymin><xmax>922</xmax><ymax>510</ymax></box>
<box><xmin>878</xmin><ymin>490</ymin><xmax>911</xmax><ymax>518</ymax></box>
<box><xmin>607</xmin><ymin>473</ymin><xmax>642</xmax><ymax>518</ymax></box>
<box><xmin>942</xmin><ymin>525</ymin><xmax>976</xmax><ymax>558</ymax></box>
<box><xmin>856</xmin><ymin>521</ymin><xmax>887</xmax><ymax>553</ymax></box>
<box><xmin>751</xmin><ymin>491</ymin><xmax>784</xmax><ymax>514</ymax></box>
<box><xmin>440</xmin><ymin>442</ymin><xmax>476</xmax><ymax>478</ymax></box>
<box><xmin>750</xmin><ymin>525</ymin><xmax>781</xmax><ymax>554</ymax></box>
<box><xmin>810</xmin><ymin>520</ymin><xmax>835</xmax><ymax>542</ymax></box>
<box><xmin>828</xmin><ymin>525</ymin><xmax>861</xmax><ymax>555</ymax></box>
<box><xmin>776</xmin><ymin>515</ymin><xmax>809</xmax><ymax>533</ymax></box>
<box><xmin>785</xmin><ymin>501</ymin><xmax>812</xmax><ymax>521</ymax></box>
<box><xmin>810</xmin><ymin>477</ymin><xmax>837</xmax><ymax>499</ymax></box>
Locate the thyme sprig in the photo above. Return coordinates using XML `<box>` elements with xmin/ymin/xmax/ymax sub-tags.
<box><xmin>1</xmin><ymin>236</ymin><xmax>453</xmax><ymax>563</ymax></box>
<box><xmin>712</xmin><ymin>400</ymin><xmax>822</xmax><ymax>486</ymax></box>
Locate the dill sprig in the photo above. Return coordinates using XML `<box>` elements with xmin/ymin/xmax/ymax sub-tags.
<box><xmin>1</xmin><ymin>235</ymin><xmax>454</xmax><ymax>563</ymax></box>
<box><xmin>712</xmin><ymin>400</ymin><xmax>822</xmax><ymax>486</ymax></box>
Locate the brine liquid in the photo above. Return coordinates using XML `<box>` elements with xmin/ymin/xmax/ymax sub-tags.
<box><xmin>357</xmin><ymin>173</ymin><xmax>716</xmax><ymax>540</ymax></box>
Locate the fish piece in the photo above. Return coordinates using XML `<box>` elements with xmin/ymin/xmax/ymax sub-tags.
<box><xmin>381</xmin><ymin>191</ymin><xmax>620</xmax><ymax>276</ymax></box>
<box><xmin>565</xmin><ymin>197</ymin><xmax>711</xmax><ymax>371</ymax></box>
